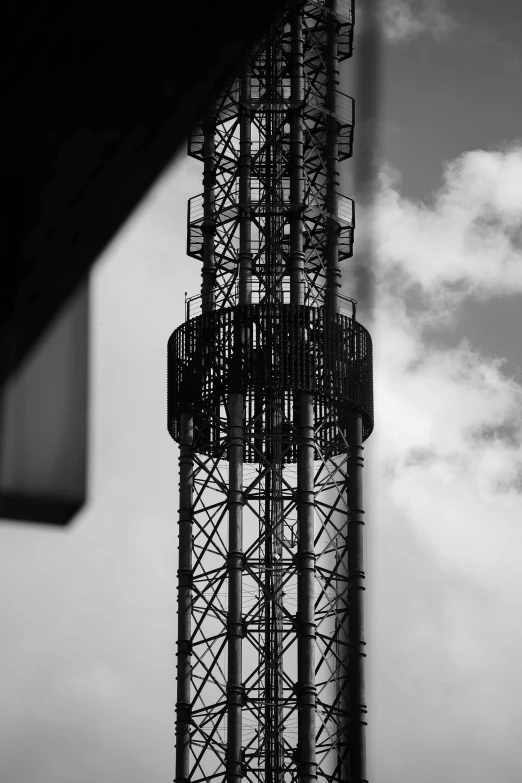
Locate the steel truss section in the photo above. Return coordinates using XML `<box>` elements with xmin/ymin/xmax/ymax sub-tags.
<box><xmin>169</xmin><ymin>1</ymin><xmax>373</xmax><ymax>782</ymax></box>
<box><xmin>186</xmin><ymin>0</ymin><xmax>355</xmax><ymax>313</ymax></box>
<box><xmin>168</xmin><ymin>304</ymin><xmax>374</xmax><ymax>456</ymax></box>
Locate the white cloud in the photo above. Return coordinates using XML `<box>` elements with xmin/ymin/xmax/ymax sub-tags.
<box><xmin>371</xmin><ymin>146</ymin><xmax>522</xmax><ymax>318</ymax></box>
<box><xmin>380</xmin><ymin>0</ymin><xmax>458</xmax><ymax>43</ymax></box>
<box><xmin>358</xmin><ymin>145</ymin><xmax>522</xmax><ymax>779</ymax></box>
<box><xmin>373</xmin><ymin>308</ymin><xmax>522</xmax><ymax>565</ymax></box>
<box><xmin>364</xmin><ymin>144</ymin><xmax>522</xmax><ymax>558</ymax></box>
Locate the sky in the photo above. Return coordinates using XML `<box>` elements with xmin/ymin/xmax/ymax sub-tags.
<box><xmin>1</xmin><ymin>0</ymin><xmax>522</xmax><ymax>781</ymax></box>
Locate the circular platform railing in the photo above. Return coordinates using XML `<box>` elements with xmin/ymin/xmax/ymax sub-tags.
<box><xmin>168</xmin><ymin>303</ymin><xmax>373</xmax><ymax>460</ymax></box>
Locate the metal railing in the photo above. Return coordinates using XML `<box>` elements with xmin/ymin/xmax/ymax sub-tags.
<box><xmin>336</xmin><ymin>0</ymin><xmax>353</xmax><ymax>23</ymax></box>
<box><xmin>335</xmin><ymin>193</ymin><xmax>354</xmax><ymax>225</ymax></box>
<box><xmin>189</xmin><ymin>189</ymin><xmax>353</xmax><ymax>226</ymax></box>
<box><xmin>185</xmin><ymin>286</ymin><xmax>357</xmax><ymax>321</ymax></box>
<box><xmin>306</xmin><ymin>88</ymin><xmax>354</xmax><ymax>127</ymax></box>
<box><xmin>305</xmin><ymin>0</ymin><xmax>353</xmax><ymax>24</ymax></box>
<box><xmin>336</xmin><ymin>90</ymin><xmax>354</xmax><ymax>126</ymax></box>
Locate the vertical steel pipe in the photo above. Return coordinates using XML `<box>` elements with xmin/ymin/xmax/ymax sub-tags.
<box><xmin>175</xmin><ymin>410</ymin><xmax>194</xmax><ymax>783</ymax></box>
<box><xmin>325</xmin><ymin>0</ymin><xmax>341</xmax><ymax>314</ymax></box>
<box><xmin>202</xmin><ymin>118</ymin><xmax>216</xmax><ymax>313</ymax></box>
<box><xmin>290</xmin><ymin>5</ymin><xmax>305</xmax><ymax>307</ymax></box>
<box><xmin>264</xmin><ymin>396</ymin><xmax>285</xmax><ymax>783</ymax></box>
<box><xmin>232</xmin><ymin>62</ymin><xmax>249</xmax><ymax>775</ymax></box>
<box><xmin>239</xmin><ymin>64</ymin><xmax>252</xmax><ymax>307</ymax></box>
<box><xmin>297</xmin><ymin>392</ymin><xmax>317</xmax><ymax>783</ymax></box>
<box><xmin>346</xmin><ymin>409</ymin><xmax>367</xmax><ymax>783</ymax></box>
<box><xmin>227</xmin><ymin>392</ymin><xmax>245</xmax><ymax>782</ymax></box>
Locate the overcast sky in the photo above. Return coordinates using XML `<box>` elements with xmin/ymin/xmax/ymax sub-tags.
<box><xmin>2</xmin><ymin>1</ymin><xmax>522</xmax><ymax>781</ymax></box>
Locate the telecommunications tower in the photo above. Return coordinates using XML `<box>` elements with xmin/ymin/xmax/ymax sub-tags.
<box><xmin>167</xmin><ymin>0</ymin><xmax>374</xmax><ymax>781</ymax></box>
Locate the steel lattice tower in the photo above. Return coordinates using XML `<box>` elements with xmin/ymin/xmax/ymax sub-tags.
<box><xmin>167</xmin><ymin>1</ymin><xmax>373</xmax><ymax>782</ymax></box>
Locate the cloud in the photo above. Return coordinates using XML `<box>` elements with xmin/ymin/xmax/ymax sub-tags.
<box><xmin>379</xmin><ymin>0</ymin><xmax>458</xmax><ymax>43</ymax></box>
<box><xmin>354</xmin><ymin>144</ymin><xmax>522</xmax><ymax>779</ymax></box>
<box><xmin>368</xmin><ymin>145</ymin><xmax>522</xmax><ymax>319</ymax></box>
<box><xmin>361</xmin><ymin>142</ymin><xmax>522</xmax><ymax>545</ymax></box>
